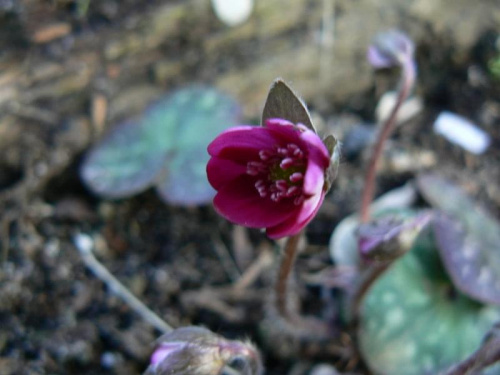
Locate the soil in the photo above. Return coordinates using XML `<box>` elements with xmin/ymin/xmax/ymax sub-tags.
<box><xmin>1</xmin><ymin>2</ymin><xmax>499</xmax><ymax>375</ymax></box>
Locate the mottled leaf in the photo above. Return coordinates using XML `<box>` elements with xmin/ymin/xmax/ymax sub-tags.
<box><xmin>81</xmin><ymin>86</ymin><xmax>241</xmax><ymax>205</ymax></box>
<box><xmin>158</xmin><ymin>87</ymin><xmax>242</xmax><ymax>204</ymax></box>
<box><xmin>359</xmin><ymin>230</ymin><xmax>500</xmax><ymax>375</ymax></box>
<box><xmin>81</xmin><ymin>121</ymin><xmax>168</xmax><ymax>198</ymax></box>
<box><xmin>261</xmin><ymin>78</ymin><xmax>315</xmax><ymax>132</ymax></box>
<box><xmin>418</xmin><ymin>174</ymin><xmax>500</xmax><ymax>304</ymax></box>
<box><xmin>156</xmin><ymin>146</ymin><xmax>215</xmax><ymax>205</ymax></box>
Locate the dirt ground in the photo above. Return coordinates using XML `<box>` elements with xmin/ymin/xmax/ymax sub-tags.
<box><xmin>1</xmin><ymin>1</ymin><xmax>499</xmax><ymax>374</ymax></box>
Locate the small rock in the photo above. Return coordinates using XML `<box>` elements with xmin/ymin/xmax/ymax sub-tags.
<box><xmin>433</xmin><ymin>111</ymin><xmax>491</xmax><ymax>154</ymax></box>
<box><xmin>309</xmin><ymin>364</ymin><xmax>339</xmax><ymax>375</ymax></box>
<box><xmin>342</xmin><ymin>124</ymin><xmax>376</xmax><ymax>160</ymax></box>
<box><xmin>376</xmin><ymin>91</ymin><xmax>423</xmax><ymax>125</ymax></box>
<box><xmin>211</xmin><ymin>0</ymin><xmax>254</xmax><ymax>26</ymax></box>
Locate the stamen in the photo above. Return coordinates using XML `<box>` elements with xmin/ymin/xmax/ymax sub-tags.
<box><xmin>277</xmin><ymin>147</ymin><xmax>289</xmax><ymax>156</ymax></box>
<box><xmin>250</xmin><ymin>143</ymin><xmax>308</xmax><ymax>205</ymax></box>
<box><xmin>293</xmin><ymin>149</ymin><xmax>304</xmax><ymax>158</ymax></box>
<box><xmin>286</xmin><ymin>186</ymin><xmax>299</xmax><ymax>196</ymax></box>
<box><xmin>289</xmin><ymin>172</ymin><xmax>303</xmax><ymax>182</ymax></box>
<box><xmin>259</xmin><ymin>150</ymin><xmax>271</xmax><ymax>160</ymax></box>
<box><xmin>275</xmin><ymin>180</ymin><xmax>288</xmax><ymax>192</ymax></box>
<box><xmin>280</xmin><ymin>158</ymin><xmax>294</xmax><ymax>169</ymax></box>
<box><xmin>294</xmin><ymin>195</ymin><xmax>305</xmax><ymax>205</ymax></box>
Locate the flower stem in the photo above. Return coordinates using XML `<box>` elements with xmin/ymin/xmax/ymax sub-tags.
<box><xmin>275</xmin><ymin>233</ymin><xmax>302</xmax><ymax>319</ymax></box>
<box><xmin>274</xmin><ymin>232</ymin><xmax>332</xmax><ymax>338</ymax></box>
<box><xmin>360</xmin><ymin>59</ymin><xmax>416</xmax><ymax>223</ymax></box>
<box><xmin>349</xmin><ymin>261</ymin><xmax>391</xmax><ymax>327</ymax></box>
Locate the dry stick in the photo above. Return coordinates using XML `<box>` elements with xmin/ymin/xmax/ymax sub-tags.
<box><xmin>274</xmin><ymin>232</ymin><xmax>332</xmax><ymax>338</ymax></box>
<box><xmin>360</xmin><ymin>58</ymin><xmax>417</xmax><ymax>223</ymax></box>
<box><xmin>75</xmin><ymin>235</ymin><xmax>172</xmax><ymax>334</ymax></box>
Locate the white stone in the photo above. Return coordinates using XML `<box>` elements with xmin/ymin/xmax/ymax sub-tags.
<box><xmin>211</xmin><ymin>0</ymin><xmax>254</xmax><ymax>26</ymax></box>
<box><xmin>376</xmin><ymin>91</ymin><xmax>423</xmax><ymax>125</ymax></box>
<box><xmin>433</xmin><ymin>111</ymin><xmax>491</xmax><ymax>154</ymax></box>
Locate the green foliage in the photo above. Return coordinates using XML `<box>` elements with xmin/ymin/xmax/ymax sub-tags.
<box><xmin>81</xmin><ymin>86</ymin><xmax>241</xmax><ymax>205</ymax></box>
<box><xmin>359</xmin><ymin>230</ymin><xmax>500</xmax><ymax>375</ymax></box>
<box><xmin>418</xmin><ymin>174</ymin><xmax>500</xmax><ymax>304</ymax></box>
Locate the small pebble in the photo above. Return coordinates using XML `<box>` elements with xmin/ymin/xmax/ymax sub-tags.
<box><xmin>433</xmin><ymin>111</ymin><xmax>491</xmax><ymax>154</ymax></box>
<box><xmin>211</xmin><ymin>0</ymin><xmax>254</xmax><ymax>26</ymax></box>
<box><xmin>309</xmin><ymin>364</ymin><xmax>339</xmax><ymax>375</ymax></box>
<box><xmin>342</xmin><ymin>124</ymin><xmax>376</xmax><ymax>160</ymax></box>
<box><xmin>376</xmin><ymin>91</ymin><xmax>423</xmax><ymax>125</ymax></box>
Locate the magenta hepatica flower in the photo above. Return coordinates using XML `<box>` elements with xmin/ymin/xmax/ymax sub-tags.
<box><xmin>207</xmin><ymin>118</ymin><xmax>330</xmax><ymax>239</ymax></box>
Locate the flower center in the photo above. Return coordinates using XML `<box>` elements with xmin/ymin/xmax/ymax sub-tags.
<box><xmin>246</xmin><ymin>143</ymin><xmax>307</xmax><ymax>205</ymax></box>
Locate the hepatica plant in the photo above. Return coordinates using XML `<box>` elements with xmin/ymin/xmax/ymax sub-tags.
<box><xmin>329</xmin><ymin>30</ymin><xmax>500</xmax><ymax>375</ymax></box>
<box><xmin>81</xmin><ymin>86</ymin><xmax>242</xmax><ymax>205</ymax></box>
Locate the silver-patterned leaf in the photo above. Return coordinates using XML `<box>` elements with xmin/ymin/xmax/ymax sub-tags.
<box><xmin>418</xmin><ymin>174</ymin><xmax>500</xmax><ymax>305</ymax></box>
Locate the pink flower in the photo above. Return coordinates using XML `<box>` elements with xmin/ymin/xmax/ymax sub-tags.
<box><xmin>207</xmin><ymin>118</ymin><xmax>330</xmax><ymax>239</ymax></box>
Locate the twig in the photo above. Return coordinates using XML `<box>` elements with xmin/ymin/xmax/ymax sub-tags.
<box><xmin>211</xmin><ymin>235</ymin><xmax>241</xmax><ymax>281</ymax></box>
<box><xmin>74</xmin><ymin>233</ymin><xmax>172</xmax><ymax>334</ymax></box>
<box><xmin>360</xmin><ymin>58</ymin><xmax>416</xmax><ymax>223</ymax></box>
<box><xmin>233</xmin><ymin>246</ymin><xmax>273</xmax><ymax>291</ymax></box>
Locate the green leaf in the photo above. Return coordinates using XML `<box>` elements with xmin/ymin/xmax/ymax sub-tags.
<box><xmin>359</xmin><ymin>230</ymin><xmax>500</xmax><ymax>375</ymax></box>
<box><xmin>158</xmin><ymin>87</ymin><xmax>242</xmax><ymax>204</ymax></box>
<box><xmin>417</xmin><ymin>174</ymin><xmax>500</xmax><ymax>304</ymax></box>
<box><xmin>81</xmin><ymin>86</ymin><xmax>241</xmax><ymax>205</ymax></box>
<box><xmin>261</xmin><ymin>78</ymin><xmax>315</xmax><ymax>132</ymax></box>
<box><xmin>81</xmin><ymin>121</ymin><xmax>167</xmax><ymax>198</ymax></box>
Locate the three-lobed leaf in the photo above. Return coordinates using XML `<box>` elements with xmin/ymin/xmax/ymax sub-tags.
<box><xmin>417</xmin><ymin>174</ymin><xmax>500</xmax><ymax>305</ymax></box>
<box><xmin>359</xmin><ymin>229</ymin><xmax>500</xmax><ymax>375</ymax></box>
<box><xmin>81</xmin><ymin>86</ymin><xmax>242</xmax><ymax>205</ymax></box>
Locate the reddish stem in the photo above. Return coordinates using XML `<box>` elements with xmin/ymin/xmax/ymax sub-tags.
<box><xmin>274</xmin><ymin>232</ymin><xmax>332</xmax><ymax>338</ymax></box>
<box><xmin>360</xmin><ymin>59</ymin><xmax>416</xmax><ymax>223</ymax></box>
<box><xmin>275</xmin><ymin>233</ymin><xmax>301</xmax><ymax>320</ymax></box>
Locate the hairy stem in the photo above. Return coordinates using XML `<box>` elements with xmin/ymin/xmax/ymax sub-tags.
<box><xmin>275</xmin><ymin>233</ymin><xmax>302</xmax><ymax>319</ymax></box>
<box><xmin>274</xmin><ymin>232</ymin><xmax>332</xmax><ymax>338</ymax></box>
<box><xmin>360</xmin><ymin>59</ymin><xmax>416</xmax><ymax>223</ymax></box>
<box><xmin>349</xmin><ymin>261</ymin><xmax>391</xmax><ymax>327</ymax></box>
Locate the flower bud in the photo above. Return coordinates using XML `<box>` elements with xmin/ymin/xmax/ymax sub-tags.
<box><xmin>144</xmin><ymin>326</ymin><xmax>264</xmax><ymax>375</ymax></box>
<box><xmin>357</xmin><ymin>212</ymin><xmax>431</xmax><ymax>261</ymax></box>
<box><xmin>367</xmin><ymin>29</ymin><xmax>415</xmax><ymax>69</ymax></box>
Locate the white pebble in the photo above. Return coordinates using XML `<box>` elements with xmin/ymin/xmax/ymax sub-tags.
<box><xmin>433</xmin><ymin>111</ymin><xmax>491</xmax><ymax>154</ymax></box>
<box><xmin>376</xmin><ymin>91</ymin><xmax>423</xmax><ymax>125</ymax></box>
<box><xmin>211</xmin><ymin>0</ymin><xmax>254</xmax><ymax>26</ymax></box>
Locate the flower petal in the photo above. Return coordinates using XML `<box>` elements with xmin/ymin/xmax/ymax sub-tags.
<box><xmin>267</xmin><ymin>191</ymin><xmax>325</xmax><ymax>239</ymax></box>
<box><xmin>265</xmin><ymin>118</ymin><xmax>303</xmax><ymax>145</ymax></box>
<box><xmin>300</xmin><ymin>130</ymin><xmax>330</xmax><ymax>195</ymax></box>
<box><xmin>213</xmin><ymin>175</ymin><xmax>296</xmax><ymax>228</ymax></box>
<box><xmin>208</xmin><ymin>125</ymin><xmax>278</xmax><ymax>163</ymax></box>
<box><xmin>206</xmin><ymin>156</ymin><xmax>247</xmax><ymax>190</ymax></box>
